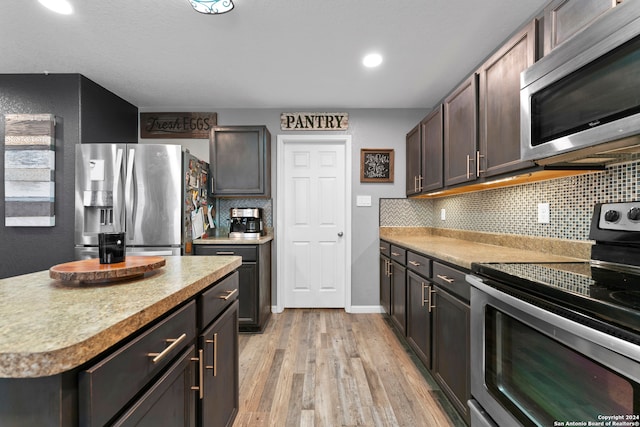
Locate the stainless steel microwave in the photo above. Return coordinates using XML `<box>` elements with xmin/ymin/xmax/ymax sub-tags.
<box><xmin>521</xmin><ymin>1</ymin><xmax>640</xmax><ymax>166</ymax></box>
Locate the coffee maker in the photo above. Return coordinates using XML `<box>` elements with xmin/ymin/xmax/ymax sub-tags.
<box><xmin>229</xmin><ymin>208</ymin><xmax>265</xmax><ymax>239</ymax></box>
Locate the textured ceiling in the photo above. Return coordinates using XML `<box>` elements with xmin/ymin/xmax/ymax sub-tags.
<box><xmin>1</xmin><ymin>0</ymin><xmax>547</xmax><ymax>109</ymax></box>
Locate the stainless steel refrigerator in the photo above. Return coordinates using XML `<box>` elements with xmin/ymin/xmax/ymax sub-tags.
<box><xmin>75</xmin><ymin>143</ymin><xmax>209</xmax><ymax>259</ymax></box>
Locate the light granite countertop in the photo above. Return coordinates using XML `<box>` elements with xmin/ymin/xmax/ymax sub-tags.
<box><xmin>193</xmin><ymin>233</ymin><xmax>274</xmax><ymax>245</ymax></box>
<box><xmin>0</xmin><ymin>255</ymin><xmax>241</xmax><ymax>378</ymax></box>
<box><xmin>379</xmin><ymin>227</ymin><xmax>591</xmax><ymax>269</ymax></box>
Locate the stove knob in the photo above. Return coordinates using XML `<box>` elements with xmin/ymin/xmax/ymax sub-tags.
<box><xmin>604</xmin><ymin>209</ymin><xmax>620</xmax><ymax>223</ymax></box>
<box><xmin>628</xmin><ymin>207</ymin><xmax>640</xmax><ymax>221</ymax></box>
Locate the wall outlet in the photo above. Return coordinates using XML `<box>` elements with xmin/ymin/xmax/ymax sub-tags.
<box><xmin>538</xmin><ymin>203</ymin><xmax>550</xmax><ymax>224</ymax></box>
<box><xmin>441</xmin><ymin>208</ymin><xmax>446</xmax><ymax>221</ymax></box>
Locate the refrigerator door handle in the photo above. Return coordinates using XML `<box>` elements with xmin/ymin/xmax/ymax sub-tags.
<box><xmin>113</xmin><ymin>148</ymin><xmax>124</xmax><ymax>232</ymax></box>
<box><xmin>125</xmin><ymin>148</ymin><xmax>136</xmax><ymax>241</ymax></box>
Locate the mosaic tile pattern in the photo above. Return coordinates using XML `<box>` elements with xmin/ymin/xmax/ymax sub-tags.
<box><xmin>489</xmin><ymin>263</ymin><xmax>593</xmax><ymax>297</ymax></box>
<box><xmin>380</xmin><ymin>160</ymin><xmax>640</xmax><ymax>241</ymax></box>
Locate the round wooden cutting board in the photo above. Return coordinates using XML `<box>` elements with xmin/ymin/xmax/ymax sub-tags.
<box><xmin>49</xmin><ymin>256</ymin><xmax>166</xmax><ymax>283</ymax></box>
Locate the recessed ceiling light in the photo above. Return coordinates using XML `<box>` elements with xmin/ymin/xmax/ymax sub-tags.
<box><xmin>38</xmin><ymin>0</ymin><xmax>73</xmax><ymax>15</ymax></box>
<box><xmin>363</xmin><ymin>53</ymin><xmax>383</xmax><ymax>68</ymax></box>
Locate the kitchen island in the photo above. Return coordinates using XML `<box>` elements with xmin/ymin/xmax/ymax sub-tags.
<box><xmin>0</xmin><ymin>255</ymin><xmax>242</xmax><ymax>426</ymax></box>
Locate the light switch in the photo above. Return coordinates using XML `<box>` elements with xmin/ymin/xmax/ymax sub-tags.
<box><xmin>356</xmin><ymin>195</ymin><xmax>372</xmax><ymax>207</ymax></box>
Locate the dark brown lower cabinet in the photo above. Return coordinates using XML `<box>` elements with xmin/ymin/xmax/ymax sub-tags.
<box><xmin>200</xmin><ymin>300</ymin><xmax>239</xmax><ymax>427</ymax></box>
<box><xmin>380</xmin><ymin>254</ymin><xmax>391</xmax><ymax>314</ymax></box>
<box><xmin>113</xmin><ymin>346</ymin><xmax>197</xmax><ymax>427</ymax></box>
<box><xmin>390</xmin><ymin>261</ymin><xmax>407</xmax><ymax>335</ymax></box>
<box><xmin>432</xmin><ymin>285</ymin><xmax>470</xmax><ymax>425</ymax></box>
<box><xmin>193</xmin><ymin>243</ymin><xmax>271</xmax><ymax>332</ymax></box>
<box><xmin>406</xmin><ymin>271</ymin><xmax>433</xmax><ymax>369</ymax></box>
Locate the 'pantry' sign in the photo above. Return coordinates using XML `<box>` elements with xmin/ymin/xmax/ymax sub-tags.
<box><xmin>281</xmin><ymin>112</ymin><xmax>348</xmax><ymax>130</ymax></box>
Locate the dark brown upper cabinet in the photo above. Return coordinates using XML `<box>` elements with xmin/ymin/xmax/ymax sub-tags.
<box><xmin>210</xmin><ymin>126</ymin><xmax>271</xmax><ymax>197</ymax></box>
<box><xmin>406</xmin><ymin>107</ymin><xmax>444</xmax><ymax>197</ymax></box>
<box><xmin>543</xmin><ymin>0</ymin><xmax>621</xmax><ymax>55</ymax></box>
<box><xmin>421</xmin><ymin>106</ymin><xmax>444</xmax><ymax>192</ymax></box>
<box><xmin>444</xmin><ymin>74</ymin><xmax>478</xmax><ymax>187</ymax></box>
<box><xmin>406</xmin><ymin>123</ymin><xmax>422</xmax><ymax>196</ymax></box>
<box><xmin>478</xmin><ymin>20</ymin><xmax>538</xmax><ymax>178</ymax></box>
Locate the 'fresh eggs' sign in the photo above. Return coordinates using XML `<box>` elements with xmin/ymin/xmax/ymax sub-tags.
<box><xmin>281</xmin><ymin>112</ymin><xmax>348</xmax><ymax>130</ymax></box>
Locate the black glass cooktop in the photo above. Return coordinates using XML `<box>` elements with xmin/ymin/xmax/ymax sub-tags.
<box><xmin>471</xmin><ymin>261</ymin><xmax>640</xmax><ymax>340</ymax></box>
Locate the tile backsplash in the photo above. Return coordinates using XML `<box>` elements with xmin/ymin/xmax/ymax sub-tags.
<box><xmin>380</xmin><ymin>160</ymin><xmax>640</xmax><ymax>241</ymax></box>
<box><xmin>214</xmin><ymin>198</ymin><xmax>273</xmax><ymax>232</ymax></box>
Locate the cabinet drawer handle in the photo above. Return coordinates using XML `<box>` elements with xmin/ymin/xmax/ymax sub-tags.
<box><xmin>216</xmin><ymin>251</ymin><xmax>236</xmax><ymax>255</ymax></box>
<box><xmin>217</xmin><ymin>288</ymin><xmax>238</xmax><ymax>300</ymax></box>
<box><xmin>190</xmin><ymin>348</ymin><xmax>204</xmax><ymax>399</ymax></box>
<box><xmin>379</xmin><ymin>246</ymin><xmax>385</xmax><ymax>251</ymax></box>
<box><xmin>391</xmin><ymin>252</ymin><xmax>401</xmax><ymax>257</ymax></box>
<box><xmin>409</xmin><ymin>261</ymin><xmax>421</xmax><ymax>267</ymax></box>
<box><xmin>205</xmin><ymin>332</ymin><xmax>218</xmax><ymax>377</ymax></box>
<box><xmin>436</xmin><ymin>274</ymin><xmax>455</xmax><ymax>283</ymax></box>
<box><xmin>148</xmin><ymin>333</ymin><xmax>187</xmax><ymax>363</ymax></box>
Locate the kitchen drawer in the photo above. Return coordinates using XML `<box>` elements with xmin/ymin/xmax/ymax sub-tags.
<box><xmin>432</xmin><ymin>262</ymin><xmax>470</xmax><ymax>302</ymax></box>
<box><xmin>390</xmin><ymin>245</ymin><xmax>406</xmax><ymax>265</ymax></box>
<box><xmin>379</xmin><ymin>240</ymin><xmax>391</xmax><ymax>257</ymax></box>
<box><xmin>195</xmin><ymin>245</ymin><xmax>257</xmax><ymax>262</ymax></box>
<box><xmin>79</xmin><ymin>301</ymin><xmax>197</xmax><ymax>427</ymax></box>
<box><xmin>407</xmin><ymin>251</ymin><xmax>431</xmax><ymax>278</ymax></box>
<box><xmin>199</xmin><ymin>271</ymin><xmax>239</xmax><ymax>329</ymax></box>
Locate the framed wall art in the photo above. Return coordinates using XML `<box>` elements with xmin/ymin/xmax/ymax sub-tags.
<box><xmin>360</xmin><ymin>149</ymin><xmax>394</xmax><ymax>183</ymax></box>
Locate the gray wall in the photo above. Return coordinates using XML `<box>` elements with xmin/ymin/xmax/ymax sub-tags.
<box><xmin>140</xmin><ymin>108</ymin><xmax>427</xmax><ymax>307</ymax></box>
<box><xmin>0</xmin><ymin>74</ymin><xmax>138</xmax><ymax>279</ymax></box>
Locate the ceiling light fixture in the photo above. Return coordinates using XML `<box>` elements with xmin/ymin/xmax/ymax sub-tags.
<box><xmin>38</xmin><ymin>0</ymin><xmax>73</xmax><ymax>15</ymax></box>
<box><xmin>363</xmin><ymin>53</ymin><xmax>383</xmax><ymax>68</ymax></box>
<box><xmin>188</xmin><ymin>0</ymin><xmax>234</xmax><ymax>14</ymax></box>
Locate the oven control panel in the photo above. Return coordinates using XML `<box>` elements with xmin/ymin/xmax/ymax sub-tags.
<box><xmin>598</xmin><ymin>201</ymin><xmax>640</xmax><ymax>231</ymax></box>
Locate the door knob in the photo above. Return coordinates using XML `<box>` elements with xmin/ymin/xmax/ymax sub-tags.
<box><xmin>338</xmin><ymin>232</ymin><xmax>344</xmax><ymax>237</ymax></box>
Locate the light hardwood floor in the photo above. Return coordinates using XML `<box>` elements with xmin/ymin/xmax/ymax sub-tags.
<box><xmin>233</xmin><ymin>309</ymin><xmax>465</xmax><ymax>427</ymax></box>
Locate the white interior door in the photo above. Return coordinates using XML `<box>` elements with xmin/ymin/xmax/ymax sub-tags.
<box><xmin>277</xmin><ymin>135</ymin><xmax>351</xmax><ymax>310</ymax></box>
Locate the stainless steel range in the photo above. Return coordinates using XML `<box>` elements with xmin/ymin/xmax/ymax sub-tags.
<box><xmin>466</xmin><ymin>201</ymin><xmax>640</xmax><ymax>426</ymax></box>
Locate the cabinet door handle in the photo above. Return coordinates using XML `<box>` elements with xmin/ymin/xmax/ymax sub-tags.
<box><xmin>428</xmin><ymin>287</ymin><xmax>436</xmax><ymax>312</ymax></box>
<box><xmin>217</xmin><ymin>289</ymin><xmax>238</xmax><ymax>300</ymax></box>
<box><xmin>216</xmin><ymin>251</ymin><xmax>236</xmax><ymax>255</ymax></box>
<box><xmin>418</xmin><ymin>175</ymin><xmax>423</xmax><ymax>192</ymax></box>
<box><xmin>436</xmin><ymin>274</ymin><xmax>455</xmax><ymax>283</ymax></box>
<box><xmin>205</xmin><ymin>333</ymin><xmax>218</xmax><ymax>377</ymax></box>
<box><xmin>190</xmin><ymin>348</ymin><xmax>204</xmax><ymax>399</ymax></box>
<box><xmin>466</xmin><ymin>154</ymin><xmax>475</xmax><ymax>179</ymax></box>
<box><xmin>476</xmin><ymin>151</ymin><xmax>485</xmax><ymax>176</ymax></box>
<box><xmin>421</xmin><ymin>282</ymin><xmax>428</xmax><ymax>307</ymax></box>
<box><xmin>147</xmin><ymin>333</ymin><xmax>187</xmax><ymax>363</ymax></box>
<box><xmin>409</xmin><ymin>261</ymin><xmax>421</xmax><ymax>267</ymax></box>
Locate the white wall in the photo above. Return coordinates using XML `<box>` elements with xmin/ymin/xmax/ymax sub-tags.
<box><xmin>139</xmin><ymin>108</ymin><xmax>428</xmax><ymax>307</ymax></box>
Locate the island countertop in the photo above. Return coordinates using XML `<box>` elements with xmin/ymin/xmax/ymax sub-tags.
<box><xmin>0</xmin><ymin>255</ymin><xmax>241</xmax><ymax>378</ymax></box>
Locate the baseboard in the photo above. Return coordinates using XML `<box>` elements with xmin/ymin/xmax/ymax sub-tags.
<box><xmin>347</xmin><ymin>305</ymin><xmax>385</xmax><ymax>314</ymax></box>
<box><xmin>272</xmin><ymin>305</ymin><xmax>385</xmax><ymax>314</ymax></box>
